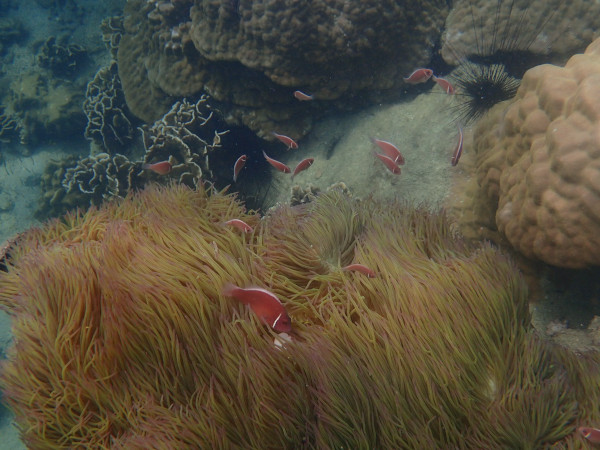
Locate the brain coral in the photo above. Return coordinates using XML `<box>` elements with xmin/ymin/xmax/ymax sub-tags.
<box><xmin>118</xmin><ymin>0</ymin><xmax>447</xmax><ymax>137</ymax></box>
<box><xmin>1</xmin><ymin>184</ymin><xmax>599</xmax><ymax>448</ymax></box>
<box><xmin>473</xmin><ymin>38</ymin><xmax>600</xmax><ymax>268</ymax></box>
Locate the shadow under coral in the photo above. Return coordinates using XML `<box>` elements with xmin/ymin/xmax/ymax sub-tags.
<box><xmin>0</xmin><ymin>183</ymin><xmax>598</xmax><ymax>448</ymax></box>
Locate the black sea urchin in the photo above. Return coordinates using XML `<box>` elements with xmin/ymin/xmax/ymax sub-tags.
<box><xmin>444</xmin><ymin>0</ymin><xmax>563</xmax><ymax>125</ymax></box>
<box><xmin>451</xmin><ymin>62</ymin><xmax>520</xmax><ymax>124</ymax></box>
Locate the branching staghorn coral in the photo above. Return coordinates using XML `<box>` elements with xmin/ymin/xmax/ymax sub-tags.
<box><xmin>0</xmin><ymin>184</ymin><xmax>598</xmax><ymax>448</ymax></box>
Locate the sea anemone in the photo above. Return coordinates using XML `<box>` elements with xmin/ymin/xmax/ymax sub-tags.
<box><xmin>0</xmin><ymin>183</ymin><xmax>598</xmax><ymax>447</ymax></box>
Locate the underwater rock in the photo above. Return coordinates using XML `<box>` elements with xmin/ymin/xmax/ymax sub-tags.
<box><xmin>118</xmin><ymin>0</ymin><xmax>448</xmax><ymax>138</ymax></box>
<box><xmin>2</xmin><ymin>72</ymin><xmax>86</xmax><ymax>148</ymax></box>
<box><xmin>0</xmin><ymin>183</ymin><xmax>597</xmax><ymax>448</ymax></box>
<box><xmin>468</xmin><ymin>38</ymin><xmax>600</xmax><ymax>268</ymax></box>
<box><xmin>0</xmin><ymin>17</ymin><xmax>26</xmax><ymax>55</ymax></box>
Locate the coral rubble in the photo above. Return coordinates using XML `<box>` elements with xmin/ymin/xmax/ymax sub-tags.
<box><xmin>0</xmin><ymin>184</ymin><xmax>597</xmax><ymax>448</ymax></box>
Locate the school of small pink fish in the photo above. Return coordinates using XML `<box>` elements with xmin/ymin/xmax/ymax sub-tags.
<box><xmin>143</xmin><ymin>69</ymin><xmax>468</xmax><ymax>335</ymax></box>
<box><xmin>145</xmin><ymin>68</ymin><xmax>462</xmax><ymax>188</ymax></box>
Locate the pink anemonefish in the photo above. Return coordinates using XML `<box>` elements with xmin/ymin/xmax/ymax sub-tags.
<box><xmin>223</xmin><ymin>283</ymin><xmax>292</xmax><ymax>332</ymax></box>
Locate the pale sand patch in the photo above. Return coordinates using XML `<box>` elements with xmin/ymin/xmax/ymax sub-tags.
<box><xmin>263</xmin><ymin>91</ymin><xmax>462</xmax><ymax>209</ymax></box>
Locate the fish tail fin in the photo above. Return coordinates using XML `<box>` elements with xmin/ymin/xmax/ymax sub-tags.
<box><xmin>222</xmin><ymin>282</ymin><xmax>239</xmax><ymax>298</ymax></box>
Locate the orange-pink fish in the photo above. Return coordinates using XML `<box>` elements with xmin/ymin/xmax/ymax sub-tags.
<box><xmin>403</xmin><ymin>68</ymin><xmax>433</xmax><ymax>84</ymax></box>
<box><xmin>224</xmin><ymin>219</ymin><xmax>253</xmax><ymax>233</ymax></box>
<box><xmin>342</xmin><ymin>264</ymin><xmax>376</xmax><ymax>278</ymax></box>
<box><xmin>372</xmin><ymin>138</ymin><xmax>405</xmax><ymax>165</ymax></box>
<box><xmin>233</xmin><ymin>155</ymin><xmax>247</xmax><ymax>182</ymax></box>
<box><xmin>142</xmin><ymin>161</ymin><xmax>172</xmax><ymax>175</ymax></box>
<box><xmin>373</xmin><ymin>152</ymin><xmax>401</xmax><ymax>175</ymax></box>
<box><xmin>223</xmin><ymin>283</ymin><xmax>292</xmax><ymax>332</ymax></box>
<box><xmin>263</xmin><ymin>151</ymin><xmax>291</xmax><ymax>173</ymax></box>
<box><xmin>451</xmin><ymin>126</ymin><xmax>463</xmax><ymax>167</ymax></box>
<box><xmin>579</xmin><ymin>427</ymin><xmax>600</xmax><ymax>444</ymax></box>
<box><xmin>432</xmin><ymin>75</ymin><xmax>455</xmax><ymax>95</ymax></box>
<box><xmin>291</xmin><ymin>157</ymin><xmax>314</xmax><ymax>179</ymax></box>
<box><xmin>272</xmin><ymin>132</ymin><xmax>298</xmax><ymax>150</ymax></box>
<box><xmin>293</xmin><ymin>90</ymin><xmax>314</xmax><ymax>101</ymax></box>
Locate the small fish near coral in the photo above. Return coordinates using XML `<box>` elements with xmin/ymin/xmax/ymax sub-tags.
<box><xmin>371</xmin><ymin>138</ymin><xmax>405</xmax><ymax>165</ymax></box>
<box><xmin>224</xmin><ymin>219</ymin><xmax>253</xmax><ymax>233</ymax></box>
<box><xmin>293</xmin><ymin>90</ymin><xmax>314</xmax><ymax>101</ymax></box>
<box><xmin>263</xmin><ymin>151</ymin><xmax>291</xmax><ymax>173</ymax></box>
<box><xmin>291</xmin><ymin>157</ymin><xmax>315</xmax><ymax>179</ymax></box>
<box><xmin>272</xmin><ymin>132</ymin><xmax>298</xmax><ymax>150</ymax></box>
<box><xmin>432</xmin><ymin>75</ymin><xmax>455</xmax><ymax>95</ymax></box>
<box><xmin>451</xmin><ymin>126</ymin><xmax>464</xmax><ymax>167</ymax></box>
<box><xmin>233</xmin><ymin>154</ymin><xmax>247</xmax><ymax>182</ymax></box>
<box><xmin>342</xmin><ymin>263</ymin><xmax>377</xmax><ymax>278</ymax></box>
<box><xmin>222</xmin><ymin>283</ymin><xmax>292</xmax><ymax>333</ymax></box>
<box><xmin>579</xmin><ymin>427</ymin><xmax>600</xmax><ymax>444</ymax></box>
<box><xmin>373</xmin><ymin>152</ymin><xmax>401</xmax><ymax>175</ymax></box>
<box><xmin>403</xmin><ymin>68</ymin><xmax>433</xmax><ymax>84</ymax></box>
<box><xmin>142</xmin><ymin>160</ymin><xmax>172</xmax><ymax>175</ymax></box>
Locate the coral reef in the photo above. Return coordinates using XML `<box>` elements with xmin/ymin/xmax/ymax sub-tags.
<box><xmin>139</xmin><ymin>95</ymin><xmax>228</xmax><ymax>184</ymax></box>
<box><xmin>118</xmin><ymin>0</ymin><xmax>448</xmax><ymax>137</ymax></box>
<box><xmin>83</xmin><ymin>62</ymin><xmax>135</xmax><ymax>154</ymax></box>
<box><xmin>61</xmin><ymin>152</ymin><xmax>139</xmax><ymax>206</ymax></box>
<box><xmin>470</xmin><ymin>38</ymin><xmax>600</xmax><ymax>269</ymax></box>
<box><xmin>36</xmin><ymin>155</ymin><xmax>85</xmax><ymax>218</ymax></box>
<box><xmin>38</xmin><ymin>95</ymin><xmax>227</xmax><ymax>218</ymax></box>
<box><xmin>1</xmin><ymin>72</ymin><xmax>86</xmax><ymax>148</ymax></box>
<box><xmin>100</xmin><ymin>15</ymin><xmax>124</xmax><ymax>59</ymax></box>
<box><xmin>1</xmin><ymin>184</ymin><xmax>598</xmax><ymax>448</ymax></box>
<box><xmin>441</xmin><ymin>0</ymin><xmax>600</xmax><ymax>66</ymax></box>
<box><xmin>36</xmin><ymin>36</ymin><xmax>87</xmax><ymax>78</ymax></box>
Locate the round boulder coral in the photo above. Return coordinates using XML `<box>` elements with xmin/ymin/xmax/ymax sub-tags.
<box><xmin>441</xmin><ymin>0</ymin><xmax>600</xmax><ymax>66</ymax></box>
<box><xmin>473</xmin><ymin>38</ymin><xmax>600</xmax><ymax>268</ymax></box>
<box><xmin>118</xmin><ymin>0</ymin><xmax>447</xmax><ymax>137</ymax></box>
